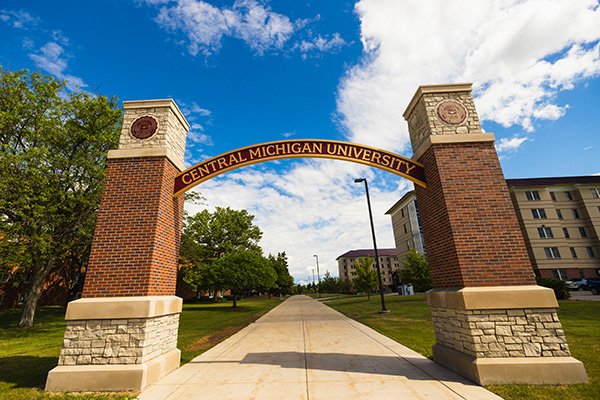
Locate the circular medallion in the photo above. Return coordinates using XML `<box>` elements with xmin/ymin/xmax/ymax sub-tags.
<box><xmin>436</xmin><ymin>100</ymin><xmax>467</xmax><ymax>125</ymax></box>
<box><xmin>130</xmin><ymin>116</ymin><xmax>158</xmax><ymax>140</ymax></box>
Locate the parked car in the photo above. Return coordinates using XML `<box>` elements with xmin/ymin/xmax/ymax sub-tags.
<box><xmin>588</xmin><ymin>278</ymin><xmax>600</xmax><ymax>295</ymax></box>
<box><xmin>572</xmin><ymin>278</ymin><xmax>589</xmax><ymax>290</ymax></box>
<box><xmin>565</xmin><ymin>280</ymin><xmax>579</xmax><ymax>291</ymax></box>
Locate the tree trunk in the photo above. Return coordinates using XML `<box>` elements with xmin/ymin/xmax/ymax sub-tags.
<box><xmin>367</xmin><ymin>291</ymin><xmax>371</xmax><ymax>300</ymax></box>
<box><xmin>18</xmin><ymin>264</ymin><xmax>49</xmax><ymax>328</ymax></box>
<box><xmin>232</xmin><ymin>293</ymin><xmax>237</xmax><ymax>308</ymax></box>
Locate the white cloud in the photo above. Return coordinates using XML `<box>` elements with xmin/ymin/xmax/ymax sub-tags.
<box><xmin>145</xmin><ymin>0</ymin><xmax>346</xmax><ymax>58</ymax></box>
<box><xmin>336</xmin><ymin>0</ymin><xmax>600</xmax><ymax>153</ymax></box>
<box><xmin>298</xmin><ymin>32</ymin><xmax>346</xmax><ymax>58</ymax></box>
<box><xmin>0</xmin><ymin>9</ymin><xmax>39</xmax><ymax>29</ymax></box>
<box><xmin>29</xmin><ymin>41</ymin><xmax>87</xmax><ymax>91</ymax></box>
<box><xmin>150</xmin><ymin>0</ymin><xmax>294</xmax><ymax>55</ymax></box>
<box><xmin>495</xmin><ymin>136</ymin><xmax>529</xmax><ymax>153</ymax></box>
<box><xmin>281</xmin><ymin>131</ymin><xmax>295</xmax><ymax>138</ymax></box>
<box><xmin>584</xmin><ymin>146</ymin><xmax>593</xmax><ymax>151</ymax></box>
<box><xmin>186</xmin><ymin>159</ymin><xmax>411</xmax><ymax>282</ymax></box>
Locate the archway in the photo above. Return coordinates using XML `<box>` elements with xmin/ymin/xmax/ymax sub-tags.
<box><xmin>46</xmin><ymin>85</ymin><xmax>587</xmax><ymax>392</ymax></box>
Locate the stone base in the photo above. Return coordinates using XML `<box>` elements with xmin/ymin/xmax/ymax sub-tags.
<box><xmin>46</xmin><ymin>296</ymin><xmax>183</xmax><ymax>392</ymax></box>
<box><xmin>46</xmin><ymin>348</ymin><xmax>181</xmax><ymax>392</ymax></box>
<box><xmin>433</xmin><ymin>344</ymin><xmax>588</xmax><ymax>385</ymax></box>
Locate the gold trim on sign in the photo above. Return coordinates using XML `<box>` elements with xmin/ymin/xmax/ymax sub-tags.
<box><xmin>173</xmin><ymin>139</ymin><xmax>426</xmax><ymax>197</ymax></box>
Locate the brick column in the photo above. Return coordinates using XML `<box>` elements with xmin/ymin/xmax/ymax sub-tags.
<box><xmin>404</xmin><ymin>84</ymin><xmax>587</xmax><ymax>385</ymax></box>
<box><xmin>46</xmin><ymin>100</ymin><xmax>189</xmax><ymax>392</ymax></box>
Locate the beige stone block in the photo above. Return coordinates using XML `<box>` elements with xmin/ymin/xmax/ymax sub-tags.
<box><xmin>426</xmin><ymin>286</ymin><xmax>558</xmax><ymax>310</ymax></box>
<box><xmin>65</xmin><ymin>296</ymin><xmax>183</xmax><ymax>320</ymax></box>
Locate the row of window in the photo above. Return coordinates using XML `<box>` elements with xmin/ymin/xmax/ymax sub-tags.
<box><xmin>544</xmin><ymin>246</ymin><xmax>596</xmax><ymax>259</ymax></box>
<box><xmin>538</xmin><ymin>226</ymin><xmax>590</xmax><ymax>239</ymax></box>
<box><xmin>526</xmin><ymin>188</ymin><xmax>600</xmax><ymax>201</ymax></box>
<box><xmin>532</xmin><ymin>208</ymin><xmax>582</xmax><ymax>219</ymax></box>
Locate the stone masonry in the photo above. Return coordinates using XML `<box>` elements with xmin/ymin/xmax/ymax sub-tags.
<box><xmin>58</xmin><ymin>313</ymin><xmax>179</xmax><ymax>366</ymax></box>
<box><xmin>431</xmin><ymin>308</ymin><xmax>570</xmax><ymax>359</ymax></box>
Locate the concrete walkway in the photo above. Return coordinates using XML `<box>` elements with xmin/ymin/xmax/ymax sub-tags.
<box><xmin>139</xmin><ymin>296</ymin><xmax>502</xmax><ymax>400</ymax></box>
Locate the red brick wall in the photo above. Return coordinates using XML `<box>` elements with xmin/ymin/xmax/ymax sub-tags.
<box><xmin>415</xmin><ymin>142</ymin><xmax>536</xmax><ymax>288</ymax></box>
<box><xmin>82</xmin><ymin>157</ymin><xmax>184</xmax><ymax>297</ymax></box>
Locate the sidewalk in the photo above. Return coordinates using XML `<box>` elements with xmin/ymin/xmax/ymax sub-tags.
<box><xmin>139</xmin><ymin>295</ymin><xmax>502</xmax><ymax>400</ymax></box>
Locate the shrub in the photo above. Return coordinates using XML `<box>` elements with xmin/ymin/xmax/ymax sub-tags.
<box><xmin>536</xmin><ymin>276</ymin><xmax>570</xmax><ymax>300</ymax></box>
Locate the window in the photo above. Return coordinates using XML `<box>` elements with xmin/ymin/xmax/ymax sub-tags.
<box><xmin>587</xmin><ymin>247</ymin><xmax>596</xmax><ymax>258</ymax></box>
<box><xmin>538</xmin><ymin>227</ymin><xmax>553</xmax><ymax>238</ymax></box>
<box><xmin>557</xmin><ymin>209</ymin><xmax>563</xmax><ymax>220</ymax></box>
<box><xmin>579</xmin><ymin>227</ymin><xmax>588</xmax><ymax>238</ymax></box>
<box><xmin>563</xmin><ymin>228</ymin><xmax>570</xmax><ymax>238</ymax></box>
<box><xmin>565</xmin><ymin>191</ymin><xmax>573</xmax><ymax>200</ymax></box>
<box><xmin>531</xmin><ymin>208</ymin><xmax>547</xmax><ymax>219</ymax></box>
<box><xmin>572</xmin><ymin>209</ymin><xmax>580</xmax><ymax>219</ymax></box>
<box><xmin>544</xmin><ymin>247</ymin><xmax>561</xmax><ymax>259</ymax></box>
<box><xmin>592</xmin><ymin>188</ymin><xmax>600</xmax><ymax>199</ymax></box>
<box><xmin>403</xmin><ymin>224</ymin><xmax>408</xmax><ymax>234</ymax></box>
<box><xmin>526</xmin><ymin>190</ymin><xmax>541</xmax><ymax>200</ymax></box>
<box><xmin>553</xmin><ymin>269</ymin><xmax>568</xmax><ymax>281</ymax></box>
<box><xmin>570</xmin><ymin>247</ymin><xmax>578</xmax><ymax>258</ymax></box>
<box><xmin>550</xmin><ymin>192</ymin><xmax>557</xmax><ymax>201</ymax></box>
<box><xmin>401</xmin><ymin>208</ymin><xmax>405</xmax><ymax>218</ymax></box>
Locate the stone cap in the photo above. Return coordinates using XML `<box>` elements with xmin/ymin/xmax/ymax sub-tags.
<box><xmin>123</xmin><ymin>99</ymin><xmax>190</xmax><ymax>131</ymax></box>
<box><xmin>403</xmin><ymin>83</ymin><xmax>472</xmax><ymax>120</ymax></box>
<box><xmin>426</xmin><ymin>285</ymin><xmax>559</xmax><ymax>310</ymax></box>
<box><xmin>65</xmin><ymin>296</ymin><xmax>183</xmax><ymax>320</ymax></box>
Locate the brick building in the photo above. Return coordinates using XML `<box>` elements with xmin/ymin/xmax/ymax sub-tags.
<box><xmin>387</xmin><ymin>176</ymin><xmax>600</xmax><ymax>281</ymax></box>
<box><xmin>336</xmin><ymin>248</ymin><xmax>400</xmax><ymax>289</ymax></box>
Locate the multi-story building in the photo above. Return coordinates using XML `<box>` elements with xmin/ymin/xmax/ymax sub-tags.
<box><xmin>385</xmin><ymin>191</ymin><xmax>425</xmax><ymax>255</ymax></box>
<box><xmin>336</xmin><ymin>249</ymin><xmax>400</xmax><ymax>289</ymax></box>
<box><xmin>506</xmin><ymin>176</ymin><xmax>600</xmax><ymax>280</ymax></box>
<box><xmin>385</xmin><ymin>176</ymin><xmax>600</xmax><ymax>281</ymax></box>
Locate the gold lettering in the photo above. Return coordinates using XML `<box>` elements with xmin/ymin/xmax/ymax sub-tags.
<box><xmin>405</xmin><ymin>163</ymin><xmax>417</xmax><ymax>175</ymax></box>
<box><xmin>362</xmin><ymin>149</ymin><xmax>372</xmax><ymax>161</ymax></box>
<box><xmin>275</xmin><ymin>143</ymin><xmax>286</xmax><ymax>155</ymax></box>
<box><xmin>326</xmin><ymin>143</ymin><xmax>337</xmax><ymax>155</ymax></box>
<box><xmin>381</xmin><ymin>154</ymin><xmax>391</xmax><ymax>167</ymax></box>
<box><xmin>265</xmin><ymin>145</ymin><xmax>276</xmax><ymax>156</ymax></box>
<box><xmin>228</xmin><ymin>153</ymin><xmax>240</xmax><ymax>165</ymax></box>
<box><xmin>249</xmin><ymin>148</ymin><xmax>262</xmax><ymax>160</ymax></box>
<box><xmin>371</xmin><ymin>152</ymin><xmax>382</xmax><ymax>165</ymax></box>
<box><xmin>312</xmin><ymin>143</ymin><xmax>322</xmax><ymax>154</ymax></box>
<box><xmin>237</xmin><ymin>151</ymin><xmax>248</xmax><ymax>162</ymax></box>
<box><xmin>207</xmin><ymin>160</ymin><xmax>219</xmax><ymax>172</ymax></box>
<box><xmin>291</xmin><ymin>143</ymin><xmax>302</xmax><ymax>153</ymax></box>
<box><xmin>181</xmin><ymin>173</ymin><xmax>193</xmax><ymax>184</ymax></box>
<box><xmin>190</xmin><ymin>169</ymin><xmax>200</xmax><ymax>181</ymax></box>
<box><xmin>217</xmin><ymin>157</ymin><xmax>229</xmax><ymax>170</ymax></box>
<box><xmin>336</xmin><ymin>145</ymin><xmax>348</xmax><ymax>157</ymax></box>
<box><xmin>302</xmin><ymin>143</ymin><xmax>312</xmax><ymax>153</ymax></box>
<box><xmin>199</xmin><ymin>165</ymin><xmax>211</xmax><ymax>177</ymax></box>
<box><xmin>352</xmin><ymin>147</ymin><xmax>364</xmax><ymax>159</ymax></box>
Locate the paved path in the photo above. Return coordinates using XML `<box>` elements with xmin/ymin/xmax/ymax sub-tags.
<box><xmin>139</xmin><ymin>296</ymin><xmax>502</xmax><ymax>400</ymax></box>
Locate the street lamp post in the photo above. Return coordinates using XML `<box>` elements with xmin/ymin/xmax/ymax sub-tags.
<box><xmin>354</xmin><ymin>178</ymin><xmax>389</xmax><ymax>313</ymax></box>
<box><xmin>313</xmin><ymin>254</ymin><xmax>321</xmax><ymax>298</ymax></box>
<box><xmin>311</xmin><ymin>269</ymin><xmax>316</xmax><ymax>294</ymax></box>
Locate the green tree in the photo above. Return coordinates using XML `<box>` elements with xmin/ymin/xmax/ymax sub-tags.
<box><xmin>352</xmin><ymin>257</ymin><xmax>378</xmax><ymax>300</ymax></box>
<box><xmin>0</xmin><ymin>67</ymin><xmax>121</xmax><ymax>327</ymax></box>
<box><xmin>398</xmin><ymin>249</ymin><xmax>432</xmax><ymax>292</ymax></box>
<box><xmin>267</xmin><ymin>252</ymin><xmax>294</xmax><ymax>296</ymax></box>
<box><xmin>181</xmin><ymin>207</ymin><xmax>262</xmax><ymax>295</ymax></box>
<box><xmin>213</xmin><ymin>250</ymin><xmax>276</xmax><ymax>308</ymax></box>
<box><xmin>320</xmin><ymin>271</ymin><xmax>339</xmax><ymax>294</ymax></box>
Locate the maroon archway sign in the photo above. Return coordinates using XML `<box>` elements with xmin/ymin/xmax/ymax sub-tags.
<box><xmin>46</xmin><ymin>86</ymin><xmax>587</xmax><ymax>392</ymax></box>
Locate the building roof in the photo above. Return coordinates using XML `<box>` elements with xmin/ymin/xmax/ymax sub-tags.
<box><xmin>336</xmin><ymin>248</ymin><xmax>398</xmax><ymax>260</ymax></box>
<box><xmin>506</xmin><ymin>176</ymin><xmax>600</xmax><ymax>187</ymax></box>
<box><xmin>385</xmin><ymin>190</ymin><xmax>415</xmax><ymax>215</ymax></box>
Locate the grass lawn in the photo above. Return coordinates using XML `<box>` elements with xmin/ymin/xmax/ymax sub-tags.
<box><xmin>0</xmin><ymin>297</ymin><xmax>281</xmax><ymax>400</ymax></box>
<box><xmin>324</xmin><ymin>294</ymin><xmax>600</xmax><ymax>400</ymax></box>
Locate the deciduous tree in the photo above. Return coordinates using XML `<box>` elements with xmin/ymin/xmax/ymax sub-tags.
<box><xmin>398</xmin><ymin>249</ymin><xmax>432</xmax><ymax>292</ymax></box>
<box><xmin>352</xmin><ymin>257</ymin><xmax>378</xmax><ymax>300</ymax></box>
<box><xmin>0</xmin><ymin>67</ymin><xmax>121</xmax><ymax>327</ymax></box>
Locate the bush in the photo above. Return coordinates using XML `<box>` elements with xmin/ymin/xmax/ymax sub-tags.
<box><xmin>536</xmin><ymin>276</ymin><xmax>570</xmax><ymax>300</ymax></box>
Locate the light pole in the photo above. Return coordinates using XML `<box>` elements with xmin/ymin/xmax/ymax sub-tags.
<box><xmin>354</xmin><ymin>178</ymin><xmax>389</xmax><ymax>313</ymax></box>
<box><xmin>311</xmin><ymin>269</ymin><xmax>316</xmax><ymax>294</ymax></box>
<box><xmin>313</xmin><ymin>255</ymin><xmax>321</xmax><ymax>297</ymax></box>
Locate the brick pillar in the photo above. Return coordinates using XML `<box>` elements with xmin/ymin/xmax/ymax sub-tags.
<box><xmin>46</xmin><ymin>100</ymin><xmax>189</xmax><ymax>392</ymax></box>
<box><xmin>404</xmin><ymin>84</ymin><xmax>587</xmax><ymax>385</ymax></box>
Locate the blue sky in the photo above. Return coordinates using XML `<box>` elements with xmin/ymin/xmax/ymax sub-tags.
<box><xmin>2</xmin><ymin>0</ymin><xmax>599</xmax><ymax>283</ymax></box>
